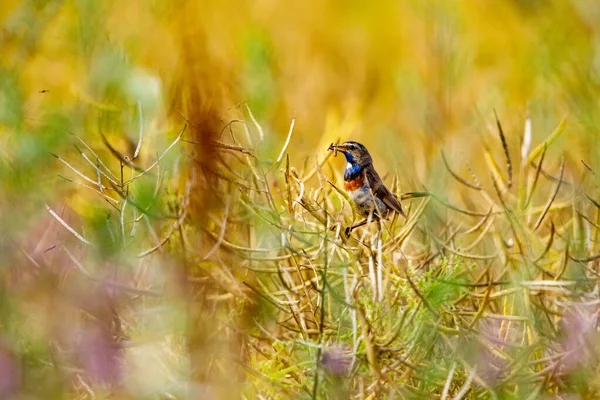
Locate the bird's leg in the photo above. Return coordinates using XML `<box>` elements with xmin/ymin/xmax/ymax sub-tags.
<box><xmin>345</xmin><ymin>219</ymin><xmax>369</xmax><ymax>237</ymax></box>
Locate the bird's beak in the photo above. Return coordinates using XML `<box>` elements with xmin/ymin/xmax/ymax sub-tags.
<box><xmin>328</xmin><ymin>143</ymin><xmax>339</xmax><ymax>156</ymax></box>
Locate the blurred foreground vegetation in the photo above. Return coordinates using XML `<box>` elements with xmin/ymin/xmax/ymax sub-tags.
<box><xmin>3</xmin><ymin>0</ymin><xmax>600</xmax><ymax>399</ymax></box>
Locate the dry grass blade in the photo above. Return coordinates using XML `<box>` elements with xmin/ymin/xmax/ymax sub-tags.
<box><xmin>581</xmin><ymin>159</ymin><xmax>594</xmax><ymax>174</ymax></box>
<box><xmin>533</xmin><ymin>158</ymin><xmax>565</xmax><ymax>231</ymax></box>
<box><xmin>133</xmin><ymin>100</ymin><xmax>144</xmax><ymax>160</ymax></box>
<box><xmin>527</xmin><ymin>115</ymin><xmax>567</xmax><ymax>163</ymax></box>
<box><xmin>51</xmin><ymin>152</ymin><xmax>106</xmax><ymax>189</ymax></box>
<box><xmin>452</xmin><ymin>366</ymin><xmax>478</xmax><ymax>400</ymax></box>
<box><xmin>285</xmin><ymin>155</ymin><xmax>293</xmax><ymax>215</ymax></box>
<box><xmin>570</xmin><ymin>252</ymin><xmax>600</xmax><ymax>263</ymax></box>
<box><xmin>520</xmin><ymin>280</ymin><xmax>577</xmax><ymax>288</ymax></box>
<box><xmin>292</xmin><ymin>175</ymin><xmax>306</xmax><ymax>208</ymax></box>
<box><xmin>490</xmin><ymin>174</ymin><xmax>527</xmax><ymax>255</ymax></box>
<box><xmin>534</xmin><ymin>220</ymin><xmax>555</xmax><ymax>262</ymax></box>
<box><xmin>74</xmin><ymin>144</ymin><xmax>120</xmax><ymax>186</ymax></box>
<box><xmin>494</xmin><ymin>110</ymin><xmax>513</xmax><ymax>188</ymax></box>
<box><xmin>525</xmin><ymin>144</ymin><xmax>546</xmax><ymax>208</ymax></box>
<box><xmin>58</xmin><ymin>175</ymin><xmax>119</xmax><ymax>205</ymax></box>
<box><xmin>463</xmin><ymin>215</ymin><xmax>495</xmax><ymax>251</ymax></box>
<box><xmin>467</xmin><ymin>162</ymin><xmax>483</xmax><ymax>188</ymax></box>
<box><xmin>45</xmin><ymin>204</ymin><xmax>94</xmax><ymax>246</ymax></box>
<box><xmin>484</xmin><ymin>147</ymin><xmax>507</xmax><ymax>192</ymax></box>
<box><xmin>203</xmin><ymin>228</ymin><xmax>277</xmax><ymax>253</ymax></box>
<box><xmin>441</xmin><ymin>362</ymin><xmax>457</xmax><ymax>400</ymax></box>
<box><xmin>242</xmin><ymin>282</ymin><xmax>290</xmax><ymax>313</ymax></box>
<box><xmin>124</xmin><ymin>124</ymin><xmax>187</xmax><ymax>184</ymax></box>
<box><xmin>585</xmin><ymin>193</ymin><xmax>600</xmax><ymax>211</ymax></box>
<box><xmin>276</xmin><ymin>113</ymin><xmax>296</xmax><ymax>164</ymax></box>
<box><xmin>462</xmin><ymin>208</ymin><xmax>492</xmax><ymax>234</ymax></box>
<box><xmin>302</xmin><ymin>150</ymin><xmax>334</xmax><ymax>183</ymax></box>
<box><xmin>578</xmin><ymin>210</ymin><xmax>600</xmax><ymax>230</ymax></box>
<box><xmin>70</xmin><ymin>132</ymin><xmax>120</xmax><ymax>181</ymax></box>
<box><xmin>430</xmin><ymin>192</ymin><xmax>496</xmax><ymax>217</ymax></box>
<box><xmin>383</xmin><ymin>196</ymin><xmax>430</xmax><ymax>250</ymax></box>
<box><xmin>530</xmin><ymin>160</ymin><xmax>571</xmax><ymax>185</ymax></box>
<box><xmin>245</xmin><ymin>103</ymin><xmax>265</xmax><ymax>141</ymax></box>
<box><xmin>441</xmin><ymin>151</ymin><xmax>482</xmax><ymax>190</ymax></box>
<box><xmin>468</xmin><ymin>281</ymin><xmax>493</xmax><ymax>328</ymax></box>
<box><xmin>210</xmin><ymin>140</ymin><xmax>255</xmax><ymax>156</ymax></box>
<box><xmin>529</xmin><ymin>201</ymin><xmax>570</xmax><ymax>214</ymax></box>
<box><xmin>100</xmin><ymin>132</ymin><xmax>145</xmax><ymax>172</ymax></box>
<box><xmin>436</xmin><ymin>238</ymin><xmax>499</xmax><ymax>260</ymax></box>
<box><xmin>400</xmin><ymin>191</ymin><xmax>431</xmax><ymax>200</ymax></box>
<box><xmin>323</xmin><ymin>174</ymin><xmax>353</xmax><ymax>208</ymax></box>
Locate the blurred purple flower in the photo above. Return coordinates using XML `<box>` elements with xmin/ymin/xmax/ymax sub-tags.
<box><xmin>476</xmin><ymin>319</ymin><xmax>510</xmax><ymax>386</ymax></box>
<box><xmin>561</xmin><ymin>307</ymin><xmax>598</xmax><ymax>372</ymax></box>
<box><xmin>81</xmin><ymin>325</ymin><xmax>122</xmax><ymax>385</ymax></box>
<box><xmin>322</xmin><ymin>346</ymin><xmax>352</xmax><ymax>377</ymax></box>
<box><xmin>0</xmin><ymin>341</ymin><xmax>19</xmax><ymax>398</ymax></box>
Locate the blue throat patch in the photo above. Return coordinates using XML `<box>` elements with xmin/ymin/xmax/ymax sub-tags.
<box><xmin>342</xmin><ymin>152</ymin><xmax>363</xmax><ymax>181</ymax></box>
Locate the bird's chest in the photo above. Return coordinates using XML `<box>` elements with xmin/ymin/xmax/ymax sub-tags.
<box><xmin>346</xmin><ymin>184</ymin><xmax>370</xmax><ymax>205</ymax></box>
<box><xmin>344</xmin><ymin>171</ymin><xmax>378</xmax><ymax>215</ymax></box>
<box><xmin>343</xmin><ymin>167</ymin><xmax>387</xmax><ymax>216</ymax></box>
<box><xmin>343</xmin><ymin>173</ymin><xmax>365</xmax><ymax>191</ymax></box>
<box><xmin>344</xmin><ymin>163</ymin><xmax>366</xmax><ymax>190</ymax></box>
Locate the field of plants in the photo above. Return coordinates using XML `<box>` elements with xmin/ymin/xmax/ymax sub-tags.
<box><xmin>3</xmin><ymin>1</ymin><xmax>600</xmax><ymax>399</ymax></box>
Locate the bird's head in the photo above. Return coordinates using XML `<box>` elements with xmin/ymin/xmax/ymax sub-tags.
<box><xmin>328</xmin><ymin>141</ymin><xmax>372</xmax><ymax>166</ymax></box>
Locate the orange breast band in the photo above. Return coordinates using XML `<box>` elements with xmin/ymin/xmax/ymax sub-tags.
<box><xmin>344</xmin><ymin>175</ymin><xmax>365</xmax><ymax>191</ymax></box>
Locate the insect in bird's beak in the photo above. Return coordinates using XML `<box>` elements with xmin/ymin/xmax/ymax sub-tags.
<box><xmin>328</xmin><ymin>143</ymin><xmax>338</xmax><ymax>157</ymax></box>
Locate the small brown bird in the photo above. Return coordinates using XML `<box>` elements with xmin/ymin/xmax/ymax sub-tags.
<box><xmin>328</xmin><ymin>141</ymin><xmax>405</xmax><ymax>236</ymax></box>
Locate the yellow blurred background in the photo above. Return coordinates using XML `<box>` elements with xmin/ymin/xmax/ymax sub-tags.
<box><xmin>4</xmin><ymin>0</ymin><xmax>600</xmax><ymax>179</ymax></box>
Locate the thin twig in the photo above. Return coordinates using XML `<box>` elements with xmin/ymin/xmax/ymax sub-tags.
<box><xmin>70</xmin><ymin>132</ymin><xmax>120</xmax><ymax>181</ymax></box>
<box><xmin>124</xmin><ymin>124</ymin><xmax>187</xmax><ymax>185</ymax></box>
<box><xmin>494</xmin><ymin>110</ymin><xmax>513</xmax><ymax>188</ymax></box>
<box><xmin>51</xmin><ymin>153</ymin><xmax>106</xmax><ymax>189</ymax></box>
<box><xmin>441</xmin><ymin>362</ymin><xmax>457</xmax><ymax>400</ymax></box>
<box><xmin>452</xmin><ymin>365</ymin><xmax>477</xmax><ymax>400</ymax></box>
<box><xmin>525</xmin><ymin>144</ymin><xmax>546</xmax><ymax>208</ymax></box>
<box><xmin>441</xmin><ymin>151</ymin><xmax>482</xmax><ymax>190</ymax></box>
<box><xmin>45</xmin><ymin>204</ymin><xmax>93</xmax><ymax>246</ymax></box>
<box><xmin>245</xmin><ymin>104</ymin><xmax>265</xmax><ymax>141</ymax></box>
<box><xmin>277</xmin><ymin>113</ymin><xmax>296</xmax><ymax>164</ymax></box>
<box><xmin>133</xmin><ymin>100</ymin><xmax>143</xmax><ymax>160</ymax></box>
<box><xmin>533</xmin><ymin>158</ymin><xmax>565</xmax><ymax>231</ymax></box>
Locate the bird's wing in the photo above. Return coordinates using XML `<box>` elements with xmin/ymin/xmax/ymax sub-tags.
<box><xmin>365</xmin><ymin>166</ymin><xmax>406</xmax><ymax>218</ymax></box>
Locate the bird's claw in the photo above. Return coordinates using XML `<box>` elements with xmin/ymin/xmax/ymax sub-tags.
<box><xmin>344</xmin><ymin>227</ymin><xmax>351</xmax><ymax>238</ymax></box>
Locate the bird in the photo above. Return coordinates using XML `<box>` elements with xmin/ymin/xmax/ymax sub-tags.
<box><xmin>328</xmin><ymin>141</ymin><xmax>406</xmax><ymax>237</ymax></box>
